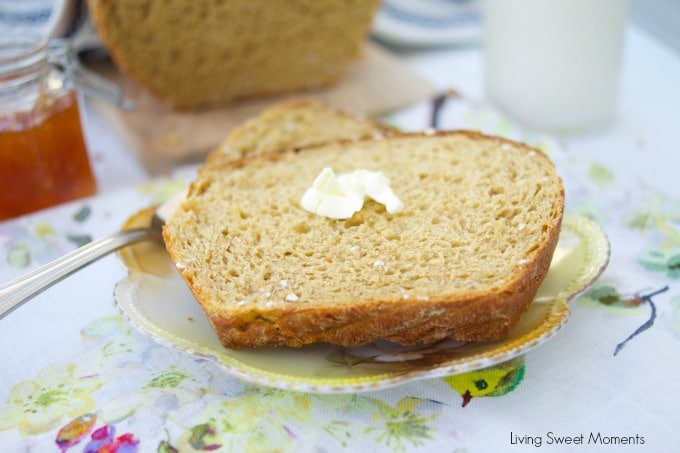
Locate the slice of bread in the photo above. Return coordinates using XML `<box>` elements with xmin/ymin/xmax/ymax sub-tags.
<box><xmin>86</xmin><ymin>0</ymin><xmax>381</xmax><ymax>109</ymax></box>
<box><xmin>163</xmin><ymin>131</ymin><xmax>565</xmax><ymax>349</ymax></box>
<box><xmin>205</xmin><ymin>100</ymin><xmax>394</xmax><ymax>169</ymax></box>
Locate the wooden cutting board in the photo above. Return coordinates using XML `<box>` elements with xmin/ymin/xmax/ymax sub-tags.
<box><xmin>84</xmin><ymin>43</ymin><xmax>435</xmax><ymax>175</ymax></box>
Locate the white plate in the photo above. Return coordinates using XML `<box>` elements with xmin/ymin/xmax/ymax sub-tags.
<box><xmin>115</xmin><ymin>214</ymin><xmax>609</xmax><ymax>393</ymax></box>
<box><xmin>372</xmin><ymin>0</ymin><xmax>482</xmax><ymax>48</ymax></box>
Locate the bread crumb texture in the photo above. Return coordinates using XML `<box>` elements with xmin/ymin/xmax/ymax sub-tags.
<box><xmin>87</xmin><ymin>0</ymin><xmax>381</xmax><ymax>108</ymax></box>
<box><xmin>163</xmin><ymin>131</ymin><xmax>565</xmax><ymax>348</ymax></box>
<box><xmin>208</xmin><ymin>100</ymin><xmax>392</xmax><ymax>167</ymax></box>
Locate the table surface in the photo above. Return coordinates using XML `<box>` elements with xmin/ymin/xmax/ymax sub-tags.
<box><xmin>2</xmin><ymin>22</ymin><xmax>680</xmax><ymax>452</ymax></box>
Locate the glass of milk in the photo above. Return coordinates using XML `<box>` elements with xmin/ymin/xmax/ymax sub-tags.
<box><xmin>481</xmin><ymin>0</ymin><xmax>628</xmax><ymax>134</ymax></box>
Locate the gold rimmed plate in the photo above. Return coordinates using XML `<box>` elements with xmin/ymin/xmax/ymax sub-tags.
<box><xmin>114</xmin><ymin>213</ymin><xmax>609</xmax><ymax>393</ymax></box>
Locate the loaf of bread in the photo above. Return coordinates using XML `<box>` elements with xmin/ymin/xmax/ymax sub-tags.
<box><xmin>205</xmin><ymin>100</ymin><xmax>394</xmax><ymax>168</ymax></box>
<box><xmin>163</xmin><ymin>131</ymin><xmax>565</xmax><ymax>349</ymax></box>
<box><xmin>86</xmin><ymin>0</ymin><xmax>381</xmax><ymax>109</ymax></box>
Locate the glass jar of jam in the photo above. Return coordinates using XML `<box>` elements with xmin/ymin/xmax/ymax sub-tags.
<box><xmin>0</xmin><ymin>37</ymin><xmax>97</xmax><ymax>221</ymax></box>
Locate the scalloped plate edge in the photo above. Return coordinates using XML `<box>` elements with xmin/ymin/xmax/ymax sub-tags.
<box><xmin>114</xmin><ymin>214</ymin><xmax>608</xmax><ymax>393</ymax></box>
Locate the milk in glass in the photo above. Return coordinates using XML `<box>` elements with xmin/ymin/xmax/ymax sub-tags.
<box><xmin>482</xmin><ymin>0</ymin><xmax>627</xmax><ymax>133</ymax></box>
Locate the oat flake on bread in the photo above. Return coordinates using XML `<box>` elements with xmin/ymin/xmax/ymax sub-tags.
<box><xmin>162</xmin><ymin>130</ymin><xmax>565</xmax><ymax>349</ymax></box>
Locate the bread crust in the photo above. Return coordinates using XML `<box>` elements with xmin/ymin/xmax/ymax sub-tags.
<box><xmin>164</xmin><ymin>130</ymin><xmax>565</xmax><ymax>349</ymax></box>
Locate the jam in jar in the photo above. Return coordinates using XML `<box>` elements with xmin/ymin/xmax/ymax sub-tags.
<box><xmin>0</xmin><ymin>38</ymin><xmax>97</xmax><ymax>221</ymax></box>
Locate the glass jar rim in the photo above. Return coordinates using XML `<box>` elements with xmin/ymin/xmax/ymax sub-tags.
<box><xmin>0</xmin><ymin>35</ymin><xmax>50</xmax><ymax>77</ymax></box>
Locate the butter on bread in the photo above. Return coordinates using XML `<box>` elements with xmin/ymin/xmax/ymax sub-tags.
<box><xmin>162</xmin><ymin>131</ymin><xmax>565</xmax><ymax>349</ymax></box>
<box><xmin>86</xmin><ymin>0</ymin><xmax>381</xmax><ymax>109</ymax></box>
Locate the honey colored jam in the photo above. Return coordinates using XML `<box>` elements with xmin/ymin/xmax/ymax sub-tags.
<box><xmin>0</xmin><ymin>92</ymin><xmax>97</xmax><ymax>221</ymax></box>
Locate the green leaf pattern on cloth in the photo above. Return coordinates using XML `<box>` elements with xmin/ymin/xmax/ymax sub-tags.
<box><xmin>0</xmin><ymin>365</ymin><xmax>104</xmax><ymax>436</ymax></box>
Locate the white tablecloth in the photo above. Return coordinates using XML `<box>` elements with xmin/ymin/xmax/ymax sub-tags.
<box><xmin>1</xmin><ymin>22</ymin><xmax>679</xmax><ymax>453</ymax></box>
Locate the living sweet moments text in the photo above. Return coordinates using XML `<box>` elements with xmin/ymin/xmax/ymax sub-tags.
<box><xmin>510</xmin><ymin>432</ymin><xmax>645</xmax><ymax>448</ymax></box>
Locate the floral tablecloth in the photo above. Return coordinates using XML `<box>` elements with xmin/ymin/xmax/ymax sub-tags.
<box><xmin>1</xmin><ymin>95</ymin><xmax>679</xmax><ymax>452</ymax></box>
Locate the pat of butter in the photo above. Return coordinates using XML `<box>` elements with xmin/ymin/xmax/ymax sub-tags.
<box><xmin>301</xmin><ymin>167</ymin><xmax>404</xmax><ymax>219</ymax></box>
